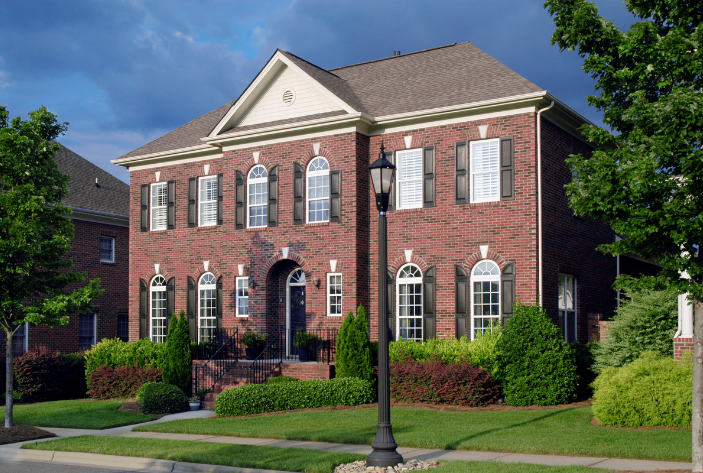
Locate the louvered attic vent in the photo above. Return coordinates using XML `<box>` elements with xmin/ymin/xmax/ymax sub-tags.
<box><xmin>281</xmin><ymin>89</ymin><xmax>296</xmax><ymax>106</ymax></box>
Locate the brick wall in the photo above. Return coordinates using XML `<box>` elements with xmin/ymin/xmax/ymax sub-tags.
<box><xmin>674</xmin><ymin>337</ymin><xmax>693</xmax><ymax>360</ymax></box>
<box><xmin>587</xmin><ymin>313</ymin><xmax>614</xmax><ymax>342</ymax></box>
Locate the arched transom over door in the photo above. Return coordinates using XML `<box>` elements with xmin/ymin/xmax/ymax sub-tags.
<box><xmin>286</xmin><ymin>268</ymin><xmax>306</xmax><ymax>355</ymax></box>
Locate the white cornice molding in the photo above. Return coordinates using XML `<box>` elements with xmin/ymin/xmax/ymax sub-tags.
<box><xmin>70</xmin><ymin>207</ymin><xmax>129</xmax><ymax>227</ymax></box>
<box><xmin>112</xmin><ymin>147</ymin><xmax>223</xmax><ymax>170</ymax></box>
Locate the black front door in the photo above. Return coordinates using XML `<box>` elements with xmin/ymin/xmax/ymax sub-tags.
<box><xmin>289</xmin><ymin>284</ymin><xmax>306</xmax><ymax>355</ymax></box>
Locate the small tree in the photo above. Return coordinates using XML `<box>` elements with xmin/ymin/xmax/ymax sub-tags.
<box><xmin>162</xmin><ymin>310</ymin><xmax>192</xmax><ymax>394</ymax></box>
<box><xmin>349</xmin><ymin>305</ymin><xmax>373</xmax><ymax>382</ymax></box>
<box><xmin>335</xmin><ymin>311</ymin><xmax>355</xmax><ymax>378</ymax></box>
<box><xmin>0</xmin><ymin>106</ymin><xmax>102</xmax><ymax>427</ymax></box>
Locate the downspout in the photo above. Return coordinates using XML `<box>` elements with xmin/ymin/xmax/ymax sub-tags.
<box><xmin>536</xmin><ymin>100</ymin><xmax>555</xmax><ymax>303</ymax></box>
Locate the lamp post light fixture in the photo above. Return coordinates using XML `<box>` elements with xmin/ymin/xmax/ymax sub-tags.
<box><xmin>366</xmin><ymin>142</ymin><xmax>403</xmax><ymax>468</ymax></box>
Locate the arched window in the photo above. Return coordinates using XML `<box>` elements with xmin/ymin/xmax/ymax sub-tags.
<box><xmin>397</xmin><ymin>263</ymin><xmax>423</xmax><ymax>341</ymax></box>
<box><xmin>150</xmin><ymin>275</ymin><xmax>167</xmax><ymax>343</ymax></box>
<box><xmin>199</xmin><ymin>273</ymin><xmax>216</xmax><ymax>342</ymax></box>
<box><xmin>471</xmin><ymin>260</ymin><xmax>500</xmax><ymax>339</ymax></box>
<box><xmin>307</xmin><ymin>157</ymin><xmax>329</xmax><ymax>223</ymax></box>
<box><xmin>248</xmin><ymin>165</ymin><xmax>268</xmax><ymax>228</ymax></box>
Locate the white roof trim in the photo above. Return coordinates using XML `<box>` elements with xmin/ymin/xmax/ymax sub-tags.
<box><xmin>70</xmin><ymin>207</ymin><xmax>129</xmax><ymax>227</ymax></box>
<box><xmin>112</xmin><ymin>144</ymin><xmax>220</xmax><ymax>168</ymax></box>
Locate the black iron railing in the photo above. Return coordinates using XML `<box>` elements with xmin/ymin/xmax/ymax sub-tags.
<box><xmin>193</xmin><ymin>328</ymin><xmax>239</xmax><ymax>395</ymax></box>
<box><xmin>246</xmin><ymin>330</ymin><xmax>286</xmax><ymax>385</ymax></box>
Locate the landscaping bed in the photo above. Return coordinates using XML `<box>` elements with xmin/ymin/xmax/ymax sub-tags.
<box><xmin>0</xmin><ymin>425</ymin><xmax>55</xmax><ymax>445</ymax></box>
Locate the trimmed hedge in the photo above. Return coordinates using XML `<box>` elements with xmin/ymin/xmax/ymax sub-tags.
<box><xmin>390</xmin><ymin>358</ymin><xmax>500</xmax><ymax>406</ymax></box>
<box><xmin>89</xmin><ymin>365</ymin><xmax>162</xmax><ymax>400</ymax></box>
<box><xmin>135</xmin><ymin>381</ymin><xmax>160</xmax><ymax>402</ymax></box>
<box><xmin>267</xmin><ymin>376</ymin><xmax>300</xmax><ymax>384</ymax></box>
<box><xmin>13</xmin><ymin>349</ymin><xmax>87</xmax><ymax>402</ymax></box>
<box><xmin>140</xmin><ymin>382</ymin><xmax>189</xmax><ymax>414</ymax></box>
<box><xmin>215</xmin><ymin>377</ymin><xmax>375</xmax><ymax>417</ymax></box>
<box><xmin>84</xmin><ymin>338</ymin><xmax>167</xmax><ymax>390</ymax></box>
<box><xmin>592</xmin><ymin>352</ymin><xmax>691</xmax><ymax>427</ymax></box>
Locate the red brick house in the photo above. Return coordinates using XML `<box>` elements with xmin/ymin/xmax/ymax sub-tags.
<box><xmin>11</xmin><ymin>145</ymin><xmax>130</xmax><ymax>354</ymax></box>
<box><xmin>114</xmin><ymin>42</ymin><xmax>622</xmax><ymax>360</ymax></box>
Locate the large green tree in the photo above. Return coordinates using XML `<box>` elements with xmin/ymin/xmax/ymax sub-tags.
<box><xmin>0</xmin><ymin>106</ymin><xmax>102</xmax><ymax>427</ymax></box>
<box><xmin>544</xmin><ymin>0</ymin><xmax>703</xmax><ymax>467</ymax></box>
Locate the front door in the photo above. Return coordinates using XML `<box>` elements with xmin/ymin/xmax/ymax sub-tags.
<box><xmin>287</xmin><ymin>269</ymin><xmax>306</xmax><ymax>355</ymax></box>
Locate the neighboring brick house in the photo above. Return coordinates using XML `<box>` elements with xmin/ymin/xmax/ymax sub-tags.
<box><xmin>10</xmin><ymin>145</ymin><xmax>130</xmax><ymax>354</ymax></box>
<box><xmin>114</xmin><ymin>42</ymin><xmax>622</xmax><ymax>353</ymax></box>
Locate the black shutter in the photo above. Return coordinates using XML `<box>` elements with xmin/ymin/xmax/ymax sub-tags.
<box><xmin>235</xmin><ymin>171</ymin><xmax>245</xmax><ymax>229</ymax></box>
<box><xmin>293</xmin><ymin>162</ymin><xmax>304</xmax><ymax>225</ymax></box>
<box><xmin>268</xmin><ymin>166</ymin><xmax>278</xmax><ymax>227</ymax></box>
<box><xmin>384</xmin><ymin>150</ymin><xmax>395</xmax><ymax>212</ymax></box>
<box><xmin>167</xmin><ymin>180</ymin><xmax>176</xmax><ymax>229</ymax></box>
<box><xmin>140</xmin><ymin>184</ymin><xmax>149</xmax><ymax>232</ymax></box>
<box><xmin>423</xmin><ymin>266</ymin><xmax>436</xmax><ymax>340</ymax></box>
<box><xmin>330</xmin><ymin>170</ymin><xmax>341</xmax><ymax>222</ymax></box>
<box><xmin>501</xmin><ymin>263</ymin><xmax>515</xmax><ymax>325</ymax></box>
<box><xmin>166</xmin><ymin>277</ymin><xmax>175</xmax><ymax>319</ymax></box>
<box><xmin>187</xmin><ymin>276</ymin><xmax>197</xmax><ymax>342</ymax></box>
<box><xmin>188</xmin><ymin>177</ymin><xmax>197</xmax><ymax>227</ymax></box>
<box><xmin>455</xmin><ymin>265</ymin><xmax>469</xmax><ymax>338</ymax></box>
<box><xmin>500</xmin><ymin>136</ymin><xmax>514</xmax><ymax>201</ymax></box>
<box><xmin>455</xmin><ymin>142</ymin><xmax>468</xmax><ymax>204</ymax></box>
<box><xmin>423</xmin><ymin>146</ymin><xmax>435</xmax><ymax>208</ymax></box>
<box><xmin>387</xmin><ymin>270</ymin><xmax>395</xmax><ymax>341</ymax></box>
<box><xmin>139</xmin><ymin>279</ymin><xmax>148</xmax><ymax>339</ymax></box>
<box><xmin>216</xmin><ymin>276</ymin><xmax>223</xmax><ymax>329</ymax></box>
<box><xmin>217</xmin><ymin>173</ymin><xmax>224</xmax><ymax>226</ymax></box>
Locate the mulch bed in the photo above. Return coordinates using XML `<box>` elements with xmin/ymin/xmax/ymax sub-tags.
<box><xmin>0</xmin><ymin>425</ymin><xmax>56</xmax><ymax>445</ymax></box>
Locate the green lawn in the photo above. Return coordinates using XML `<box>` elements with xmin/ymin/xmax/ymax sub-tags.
<box><xmin>2</xmin><ymin>400</ymin><xmax>154</xmax><ymax>429</ymax></box>
<box><xmin>134</xmin><ymin>406</ymin><xmax>691</xmax><ymax>462</ymax></box>
<box><xmin>23</xmin><ymin>436</ymin><xmax>613</xmax><ymax>473</ymax></box>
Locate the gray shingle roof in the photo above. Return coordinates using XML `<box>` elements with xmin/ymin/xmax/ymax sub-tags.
<box><xmin>54</xmin><ymin>144</ymin><xmax>129</xmax><ymax>217</ymax></box>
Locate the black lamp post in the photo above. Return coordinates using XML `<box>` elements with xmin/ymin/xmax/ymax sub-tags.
<box><xmin>367</xmin><ymin>142</ymin><xmax>403</xmax><ymax>468</ymax></box>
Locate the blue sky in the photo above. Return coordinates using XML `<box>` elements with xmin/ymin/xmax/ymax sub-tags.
<box><xmin>0</xmin><ymin>1</ymin><xmax>639</xmax><ymax>183</ymax></box>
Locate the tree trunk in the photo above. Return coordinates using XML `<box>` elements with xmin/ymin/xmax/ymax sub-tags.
<box><xmin>693</xmin><ymin>300</ymin><xmax>703</xmax><ymax>472</ymax></box>
<box><xmin>5</xmin><ymin>329</ymin><xmax>14</xmax><ymax>428</ymax></box>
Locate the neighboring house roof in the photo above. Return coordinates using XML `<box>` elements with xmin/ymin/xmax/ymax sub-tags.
<box><xmin>54</xmin><ymin>144</ymin><xmax>130</xmax><ymax>218</ymax></box>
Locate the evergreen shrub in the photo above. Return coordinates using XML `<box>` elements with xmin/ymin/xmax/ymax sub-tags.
<box><xmin>140</xmin><ymin>382</ymin><xmax>189</xmax><ymax>414</ymax></box>
<box><xmin>495</xmin><ymin>303</ymin><xmax>578</xmax><ymax>406</ymax></box>
<box><xmin>13</xmin><ymin>349</ymin><xmax>87</xmax><ymax>402</ymax></box>
<box><xmin>294</xmin><ymin>332</ymin><xmax>318</xmax><ymax>351</ymax></box>
<box><xmin>135</xmin><ymin>381</ymin><xmax>159</xmax><ymax>402</ymax></box>
<box><xmin>84</xmin><ymin>338</ymin><xmax>167</xmax><ymax>389</ymax></box>
<box><xmin>334</xmin><ymin>305</ymin><xmax>373</xmax><ymax>381</ymax></box>
<box><xmin>592</xmin><ymin>352</ymin><xmax>691</xmax><ymax>427</ymax></box>
<box><xmin>89</xmin><ymin>365</ymin><xmax>161</xmax><ymax>399</ymax></box>
<box><xmin>215</xmin><ymin>377</ymin><xmax>374</xmax><ymax>417</ymax></box>
<box><xmin>241</xmin><ymin>332</ymin><xmax>265</xmax><ymax>350</ymax></box>
<box><xmin>266</xmin><ymin>376</ymin><xmax>299</xmax><ymax>384</ymax></box>
<box><xmin>162</xmin><ymin>310</ymin><xmax>192</xmax><ymax>394</ymax></box>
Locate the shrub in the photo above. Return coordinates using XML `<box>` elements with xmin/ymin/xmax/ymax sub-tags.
<box><xmin>13</xmin><ymin>349</ymin><xmax>87</xmax><ymax>402</ymax></box>
<box><xmin>334</xmin><ymin>311</ymin><xmax>355</xmax><ymax>377</ymax></box>
<box><xmin>215</xmin><ymin>377</ymin><xmax>375</xmax><ymax>417</ymax></box>
<box><xmin>140</xmin><ymin>382</ymin><xmax>189</xmax><ymax>414</ymax></box>
<box><xmin>572</xmin><ymin>341</ymin><xmax>597</xmax><ymax>399</ymax></box>
<box><xmin>241</xmin><ymin>332</ymin><xmax>265</xmax><ymax>350</ymax></box>
<box><xmin>294</xmin><ymin>332</ymin><xmax>318</xmax><ymax>351</ymax></box>
<box><xmin>592</xmin><ymin>287</ymin><xmax>677</xmax><ymax>373</ymax></box>
<box><xmin>496</xmin><ymin>303</ymin><xmax>578</xmax><ymax>406</ymax></box>
<box><xmin>84</xmin><ymin>338</ymin><xmax>167</xmax><ymax>390</ymax></box>
<box><xmin>267</xmin><ymin>376</ymin><xmax>300</xmax><ymax>384</ymax></box>
<box><xmin>162</xmin><ymin>310</ymin><xmax>192</xmax><ymax>394</ymax></box>
<box><xmin>335</xmin><ymin>306</ymin><xmax>373</xmax><ymax>382</ymax></box>
<box><xmin>89</xmin><ymin>365</ymin><xmax>162</xmax><ymax>400</ymax></box>
<box><xmin>390</xmin><ymin>358</ymin><xmax>500</xmax><ymax>406</ymax></box>
<box><xmin>135</xmin><ymin>381</ymin><xmax>159</xmax><ymax>402</ymax></box>
<box><xmin>592</xmin><ymin>352</ymin><xmax>691</xmax><ymax>427</ymax></box>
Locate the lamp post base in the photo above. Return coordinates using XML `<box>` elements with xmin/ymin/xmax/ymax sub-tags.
<box><xmin>366</xmin><ymin>423</ymin><xmax>403</xmax><ymax>468</ymax></box>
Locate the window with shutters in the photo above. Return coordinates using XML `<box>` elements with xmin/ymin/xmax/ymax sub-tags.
<box><xmin>236</xmin><ymin>277</ymin><xmax>249</xmax><ymax>317</ymax></box>
<box><xmin>327</xmin><ymin>273</ymin><xmax>342</xmax><ymax>316</ymax></box>
<box><xmin>471</xmin><ymin>260</ymin><xmax>500</xmax><ymax>339</ymax></box>
<box><xmin>117</xmin><ymin>313</ymin><xmax>129</xmax><ymax>342</ymax></box>
<box><xmin>150</xmin><ymin>275</ymin><xmax>167</xmax><ymax>343</ymax></box>
<box><xmin>151</xmin><ymin>183</ymin><xmax>167</xmax><ymax>230</ymax></box>
<box><xmin>248</xmin><ymin>165</ymin><xmax>268</xmax><ymax>228</ymax></box>
<box><xmin>79</xmin><ymin>313</ymin><xmax>96</xmax><ymax>350</ymax></box>
<box><xmin>307</xmin><ymin>157</ymin><xmax>330</xmax><ymax>223</ymax></box>
<box><xmin>396</xmin><ymin>149</ymin><xmax>423</xmax><ymax>210</ymax></box>
<box><xmin>199</xmin><ymin>273</ymin><xmax>217</xmax><ymax>341</ymax></box>
<box><xmin>13</xmin><ymin>322</ymin><xmax>28</xmax><ymax>355</ymax></box>
<box><xmin>470</xmin><ymin>139</ymin><xmax>500</xmax><ymax>203</ymax></box>
<box><xmin>99</xmin><ymin>236</ymin><xmax>115</xmax><ymax>263</ymax></box>
<box><xmin>559</xmin><ymin>274</ymin><xmax>577</xmax><ymax>343</ymax></box>
<box><xmin>397</xmin><ymin>264</ymin><xmax>423</xmax><ymax>341</ymax></box>
<box><xmin>199</xmin><ymin>176</ymin><xmax>217</xmax><ymax>227</ymax></box>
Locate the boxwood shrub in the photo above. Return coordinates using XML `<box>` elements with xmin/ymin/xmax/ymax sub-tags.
<box><xmin>140</xmin><ymin>383</ymin><xmax>189</xmax><ymax>414</ymax></box>
<box><xmin>266</xmin><ymin>376</ymin><xmax>300</xmax><ymax>384</ymax></box>
<box><xmin>135</xmin><ymin>381</ymin><xmax>160</xmax><ymax>402</ymax></box>
<box><xmin>215</xmin><ymin>377</ymin><xmax>374</xmax><ymax>417</ymax></box>
<box><xmin>592</xmin><ymin>352</ymin><xmax>691</xmax><ymax>427</ymax></box>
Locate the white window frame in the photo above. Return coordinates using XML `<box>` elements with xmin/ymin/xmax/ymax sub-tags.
<box><xmin>470</xmin><ymin>260</ymin><xmax>501</xmax><ymax>340</ymax></box>
<box><xmin>236</xmin><ymin>277</ymin><xmax>249</xmax><ymax>317</ymax></box>
<box><xmin>13</xmin><ymin>322</ymin><xmax>28</xmax><ymax>354</ymax></box>
<box><xmin>199</xmin><ymin>273</ymin><xmax>217</xmax><ymax>342</ymax></box>
<box><xmin>150</xmin><ymin>182</ymin><xmax>167</xmax><ymax>231</ymax></box>
<box><xmin>559</xmin><ymin>274</ymin><xmax>577</xmax><ymax>343</ymax></box>
<box><xmin>470</xmin><ymin>138</ymin><xmax>500</xmax><ymax>203</ymax></box>
<box><xmin>99</xmin><ymin>236</ymin><xmax>115</xmax><ymax>263</ymax></box>
<box><xmin>150</xmin><ymin>275</ymin><xmax>167</xmax><ymax>343</ymax></box>
<box><xmin>199</xmin><ymin>175</ymin><xmax>218</xmax><ymax>227</ymax></box>
<box><xmin>79</xmin><ymin>313</ymin><xmax>97</xmax><ymax>350</ymax></box>
<box><xmin>396</xmin><ymin>263</ymin><xmax>423</xmax><ymax>341</ymax></box>
<box><xmin>395</xmin><ymin>149</ymin><xmax>423</xmax><ymax>210</ymax></box>
<box><xmin>327</xmin><ymin>273</ymin><xmax>342</xmax><ymax>316</ymax></box>
<box><xmin>307</xmin><ymin>157</ymin><xmax>330</xmax><ymax>223</ymax></box>
<box><xmin>248</xmin><ymin>165</ymin><xmax>268</xmax><ymax>228</ymax></box>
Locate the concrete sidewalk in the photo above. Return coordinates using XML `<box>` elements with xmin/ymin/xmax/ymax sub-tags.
<box><xmin>0</xmin><ymin>409</ymin><xmax>693</xmax><ymax>472</ymax></box>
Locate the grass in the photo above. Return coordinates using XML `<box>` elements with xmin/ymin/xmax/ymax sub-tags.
<box><xmin>2</xmin><ymin>399</ymin><xmax>154</xmax><ymax>429</ymax></box>
<box><xmin>134</xmin><ymin>406</ymin><xmax>691</xmax><ymax>462</ymax></box>
<box><xmin>435</xmin><ymin>462</ymin><xmax>614</xmax><ymax>473</ymax></box>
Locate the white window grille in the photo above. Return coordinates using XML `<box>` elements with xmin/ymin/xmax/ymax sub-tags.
<box><xmin>397</xmin><ymin>264</ymin><xmax>423</xmax><ymax>341</ymax></box>
<box><xmin>307</xmin><ymin>157</ymin><xmax>330</xmax><ymax>223</ymax></box>
<box><xmin>151</xmin><ymin>183</ymin><xmax>167</xmax><ymax>230</ymax></box>
<box><xmin>199</xmin><ymin>176</ymin><xmax>217</xmax><ymax>226</ymax></box>
<box><xmin>199</xmin><ymin>273</ymin><xmax>217</xmax><ymax>342</ymax></box>
<box><xmin>559</xmin><ymin>274</ymin><xmax>577</xmax><ymax>342</ymax></box>
<box><xmin>150</xmin><ymin>275</ymin><xmax>167</xmax><ymax>343</ymax></box>
<box><xmin>13</xmin><ymin>322</ymin><xmax>28</xmax><ymax>355</ymax></box>
<box><xmin>471</xmin><ymin>260</ymin><xmax>500</xmax><ymax>340</ymax></box>
<box><xmin>79</xmin><ymin>313</ymin><xmax>96</xmax><ymax>350</ymax></box>
<box><xmin>470</xmin><ymin>139</ymin><xmax>500</xmax><ymax>203</ymax></box>
<box><xmin>395</xmin><ymin>149</ymin><xmax>423</xmax><ymax>210</ymax></box>
<box><xmin>99</xmin><ymin>236</ymin><xmax>114</xmax><ymax>263</ymax></box>
<box><xmin>248</xmin><ymin>165</ymin><xmax>268</xmax><ymax>228</ymax></box>
<box><xmin>236</xmin><ymin>277</ymin><xmax>249</xmax><ymax>317</ymax></box>
<box><xmin>327</xmin><ymin>273</ymin><xmax>342</xmax><ymax>316</ymax></box>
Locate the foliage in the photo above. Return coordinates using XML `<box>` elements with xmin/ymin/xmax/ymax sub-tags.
<box><xmin>4</xmin><ymin>399</ymin><xmax>153</xmax><ymax>429</ymax></box>
<box><xmin>194</xmin><ymin>388</ymin><xmax>210</xmax><ymax>401</ymax></box>
<box><xmin>571</xmin><ymin>341</ymin><xmax>597</xmax><ymax>399</ymax></box>
<box><xmin>215</xmin><ymin>377</ymin><xmax>375</xmax><ymax>417</ymax></box>
<box><xmin>334</xmin><ymin>306</ymin><xmax>373</xmax><ymax>382</ymax></box>
<box><xmin>84</xmin><ymin>338</ymin><xmax>167</xmax><ymax>389</ymax></box>
<box><xmin>89</xmin><ymin>365</ymin><xmax>161</xmax><ymax>400</ymax></box>
<box><xmin>495</xmin><ymin>303</ymin><xmax>578</xmax><ymax>406</ymax></box>
<box><xmin>241</xmin><ymin>332</ymin><xmax>265</xmax><ymax>350</ymax></box>
<box><xmin>0</xmin><ymin>106</ymin><xmax>104</xmax><ymax>427</ymax></box>
<box><xmin>592</xmin><ymin>352</ymin><xmax>691</xmax><ymax>427</ymax></box>
<box><xmin>135</xmin><ymin>381</ymin><xmax>160</xmax><ymax>402</ymax></box>
<box><xmin>140</xmin><ymin>383</ymin><xmax>189</xmax><ymax>415</ymax></box>
<box><xmin>13</xmin><ymin>349</ymin><xmax>87</xmax><ymax>402</ymax></box>
<box><xmin>267</xmin><ymin>376</ymin><xmax>300</xmax><ymax>384</ymax></box>
<box><xmin>293</xmin><ymin>332</ymin><xmax>318</xmax><ymax>351</ymax></box>
<box><xmin>334</xmin><ymin>311</ymin><xmax>354</xmax><ymax>377</ymax></box>
<box><xmin>593</xmin><ymin>287</ymin><xmax>678</xmax><ymax>373</ymax></box>
<box><xmin>162</xmin><ymin>310</ymin><xmax>192</xmax><ymax>394</ymax></box>
<box><xmin>390</xmin><ymin>358</ymin><xmax>500</xmax><ymax>406</ymax></box>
